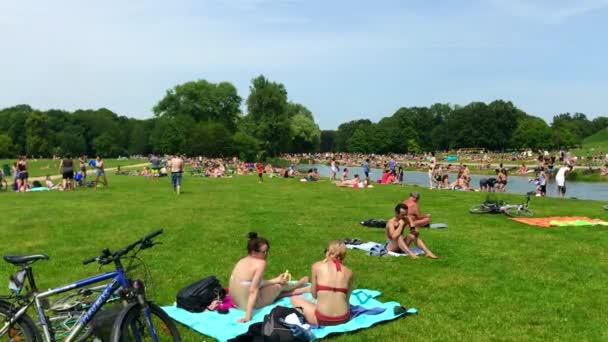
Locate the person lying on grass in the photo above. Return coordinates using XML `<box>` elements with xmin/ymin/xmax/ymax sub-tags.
<box><xmin>386</xmin><ymin>203</ymin><xmax>438</xmax><ymax>259</ymax></box>
<box><xmin>335</xmin><ymin>174</ymin><xmax>361</xmax><ymax>187</ymax></box>
<box><xmin>291</xmin><ymin>241</ymin><xmax>352</xmax><ymax>326</ymax></box>
<box><xmin>230</xmin><ymin>232</ymin><xmax>309</xmax><ymax>323</ymax></box>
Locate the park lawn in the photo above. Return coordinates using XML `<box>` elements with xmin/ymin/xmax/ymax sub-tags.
<box><xmin>0</xmin><ymin>175</ymin><xmax>607</xmax><ymax>341</ymax></box>
<box><xmin>0</xmin><ymin>158</ymin><xmax>149</xmax><ymax>178</ymax></box>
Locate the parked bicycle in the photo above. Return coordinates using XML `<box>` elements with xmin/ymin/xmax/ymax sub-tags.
<box><xmin>469</xmin><ymin>195</ymin><xmax>534</xmax><ymax>217</ymax></box>
<box><xmin>0</xmin><ymin>229</ymin><xmax>181</xmax><ymax>342</ymax></box>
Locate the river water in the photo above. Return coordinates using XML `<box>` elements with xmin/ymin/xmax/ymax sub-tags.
<box><xmin>300</xmin><ymin>164</ymin><xmax>607</xmax><ymax>201</ymax></box>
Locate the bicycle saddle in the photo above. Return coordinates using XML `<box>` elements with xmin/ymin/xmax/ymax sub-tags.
<box><xmin>4</xmin><ymin>254</ymin><xmax>49</xmax><ymax>265</ymax></box>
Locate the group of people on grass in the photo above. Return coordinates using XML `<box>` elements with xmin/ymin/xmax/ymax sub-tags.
<box><xmin>228</xmin><ymin>191</ymin><xmax>437</xmax><ymax>327</ymax></box>
<box><xmin>1</xmin><ymin>154</ymin><xmax>108</xmax><ymax>192</ymax></box>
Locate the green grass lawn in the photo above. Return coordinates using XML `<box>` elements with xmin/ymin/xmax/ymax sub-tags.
<box><xmin>582</xmin><ymin>128</ymin><xmax>608</xmax><ymax>151</ymax></box>
<box><xmin>1</xmin><ymin>175</ymin><xmax>607</xmax><ymax>341</ymax></box>
<box><xmin>0</xmin><ymin>158</ymin><xmax>148</xmax><ymax>178</ymax></box>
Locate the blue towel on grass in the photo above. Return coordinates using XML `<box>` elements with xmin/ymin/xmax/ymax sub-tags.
<box><xmin>162</xmin><ymin>289</ymin><xmax>416</xmax><ymax>342</ymax></box>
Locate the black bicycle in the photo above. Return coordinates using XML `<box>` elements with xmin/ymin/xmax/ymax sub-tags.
<box><xmin>469</xmin><ymin>195</ymin><xmax>534</xmax><ymax>217</ymax></box>
<box><xmin>0</xmin><ymin>229</ymin><xmax>181</xmax><ymax>342</ymax></box>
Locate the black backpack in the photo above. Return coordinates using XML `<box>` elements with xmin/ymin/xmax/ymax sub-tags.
<box><xmin>176</xmin><ymin>276</ymin><xmax>225</xmax><ymax>313</ymax></box>
<box><xmin>261</xmin><ymin>306</ymin><xmax>306</xmax><ymax>342</ymax></box>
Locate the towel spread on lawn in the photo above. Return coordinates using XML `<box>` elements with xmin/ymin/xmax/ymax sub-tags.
<box><xmin>346</xmin><ymin>241</ymin><xmax>425</xmax><ymax>257</ymax></box>
<box><xmin>162</xmin><ymin>289</ymin><xmax>415</xmax><ymax>341</ymax></box>
<box><xmin>510</xmin><ymin>216</ymin><xmax>608</xmax><ymax>228</ymax></box>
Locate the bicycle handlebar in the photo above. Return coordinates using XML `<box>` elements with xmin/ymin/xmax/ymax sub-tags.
<box><xmin>83</xmin><ymin>229</ymin><xmax>164</xmax><ymax>265</ymax></box>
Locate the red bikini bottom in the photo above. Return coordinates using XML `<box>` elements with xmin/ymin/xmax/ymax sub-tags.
<box><xmin>314</xmin><ymin>310</ymin><xmax>350</xmax><ymax>326</ymax></box>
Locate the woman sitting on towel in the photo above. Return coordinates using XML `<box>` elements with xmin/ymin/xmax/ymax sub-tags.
<box><xmin>291</xmin><ymin>241</ymin><xmax>352</xmax><ymax>326</ymax></box>
<box><xmin>230</xmin><ymin>232</ymin><xmax>309</xmax><ymax>323</ymax></box>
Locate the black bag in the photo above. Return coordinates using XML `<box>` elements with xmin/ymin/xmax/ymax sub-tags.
<box><xmin>176</xmin><ymin>276</ymin><xmax>225</xmax><ymax>313</ymax></box>
<box><xmin>261</xmin><ymin>306</ymin><xmax>305</xmax><ymax>342</ymax></box>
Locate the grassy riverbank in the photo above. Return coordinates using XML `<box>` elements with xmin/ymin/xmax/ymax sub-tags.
<box><xmin>1</xmin><ymin>175</ymin><xmax>607</xmax><ymax>341</ymax></box>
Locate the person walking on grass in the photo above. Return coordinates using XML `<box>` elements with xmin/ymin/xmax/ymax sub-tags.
<box><xmin>428</xmin><ymin>152</ymin><xmax>436</xmax><ymax>189</ymax></box>
<box><xmin>555</xmin><ymin>164</ymin><xmax>573</xmax><ymax>199</ymax></box>
<box><xmin>169</xmin><ymin>155</ymin><xmax>184</xmax><ymax>195</ymax></box>
<box><xmin>17</xmin><ymin>155</ymin><xmax>29</xmax><ymax>192</ymax></box>
<box><xmin>58</xmin><ymin>154</ymin><xmax>75</xmax><ymax>191</ymax></box>
<box><xmin>94</xmin><ymin>155</ymin><xmax>108</xmax><ymax>190</ymax></box>
<box><xmin>257</xmin><ymin>162</ymin><xmax>264</xmax><ymax>183</ymax></box>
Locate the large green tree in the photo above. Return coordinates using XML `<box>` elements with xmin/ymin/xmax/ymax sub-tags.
<box><xmin>246</xmin><ymin>75</ymin><xmax>291</xmax><ymax>157</ymax></box>
<box><xmin>154</xmin><ymin>80</ymin><xmax>241</xmax><ymax>132</ymax></box>
<box><xmin>0</xmin><ymin>134</ymin><xmax>14</xmax><ymax>158</ymax></box>
<box><xmin>25</xmin><ymin>111</ymin><xmax>51</xmax><ymax>156</ymax></box>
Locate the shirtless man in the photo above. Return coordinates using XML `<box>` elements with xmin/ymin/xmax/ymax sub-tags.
<box><xmin>385</xmin><ymin>203</ymin><xmax>438</xmax><ymax>259</ymax></box>
<box><xmin>403</xmin><ymin>192</ymin><xmax>431</xmax><ymax>228</ymax></box>
<box><xmin>169</xmin><ymin>155</ymin><xmax>184</xmax><ymax>195</ymax></box>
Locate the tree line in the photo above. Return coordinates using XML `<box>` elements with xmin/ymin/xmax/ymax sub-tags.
<box><xmin>0</xmin><ymin>75</ymin><xmax>606</xmax><ymax>159</ymax></box>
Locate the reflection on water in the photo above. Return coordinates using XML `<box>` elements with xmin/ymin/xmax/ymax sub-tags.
<box><xmin>299</xmin><ymin>164</ymin><xmax>607</xmax><ymax>201</ymax></box>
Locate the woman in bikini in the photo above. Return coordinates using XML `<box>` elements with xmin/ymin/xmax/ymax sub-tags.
<box><xmin>229</xmin><ymin>232</ymin><xmax>309</xmax><ymax>323</ymax></box>
<box><xmin>291</xmin><ymin>241</ymin><xmax>352</xmax><ymax>326</ymax></box>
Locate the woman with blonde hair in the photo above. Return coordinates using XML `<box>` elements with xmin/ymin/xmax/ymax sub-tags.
<box><xmin>291</xmin><ymin>240</ymin><xmax>352</xmax><ymax>326</ymax></box>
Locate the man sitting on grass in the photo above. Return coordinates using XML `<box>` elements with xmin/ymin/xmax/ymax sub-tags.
<box><xmin>385</xmin><ymin>203</ymin><xmax>438</xmax><ymax>259</ymax></box>
<box><xmin>403</xmin><ymin>192</ymin><xmax>432</xmax><ymax>228</ymax></box>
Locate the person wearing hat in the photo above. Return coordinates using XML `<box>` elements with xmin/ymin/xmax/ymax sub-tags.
<box><xmin>403</xmin><ymin>192</ymin><xmax>432</xmax><ymax>228</ymax></box>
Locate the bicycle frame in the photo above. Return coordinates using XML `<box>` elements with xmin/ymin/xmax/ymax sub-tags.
<box><xmin>0</xmin><ymin>268</ymin><xmax>129</xmax><ymax>342</ymax></box>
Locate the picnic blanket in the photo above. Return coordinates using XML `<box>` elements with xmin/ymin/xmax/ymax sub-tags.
<box><xmin>510</xmin><ymin>216</ymin><xmax>608</xmax><ymax>228</ymax></box>
<box><xmin>162</xmin><ymin>289</ymin><xmax>415</xmax><ymax>342</ymax></box>
<box><xmin>346</xmin><ymin>241</ymin><xmax>425</xmax><ymax>257</ymax></box>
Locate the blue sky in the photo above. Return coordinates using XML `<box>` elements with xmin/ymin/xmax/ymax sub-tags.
<box><xmin>1</xmin><ymin>0</ymin><xmax>607</xmax><ymax>129</ymax></box>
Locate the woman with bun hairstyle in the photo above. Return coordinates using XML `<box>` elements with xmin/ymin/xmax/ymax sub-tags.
<box><xmin>230</xmin><ymin>232</ymin><xmax>309</xmax><ymax>323</ymax></box>
<box><xmin>290</xmin><ymin>240</ymin><xmax>352</xmax><ymax>326</ymax></box>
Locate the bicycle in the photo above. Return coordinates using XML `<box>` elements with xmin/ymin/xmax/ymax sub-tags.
<box><xmin>469</xmin><ymin>195</ymin><xmax>534</xmax><ymax>217</ymax></box>
<box><xmin>0</xmin><ymin>229</ymin><xmax>181</xmax><ymax>342</ymax></box>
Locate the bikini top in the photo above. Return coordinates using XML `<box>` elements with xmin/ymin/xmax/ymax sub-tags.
<box><xmin>317</xmin><ymin>258</ymin><xmax>348</xmax><ymax>294</ymax></box>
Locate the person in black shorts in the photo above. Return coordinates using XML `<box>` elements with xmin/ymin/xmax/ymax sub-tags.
<box><xmin>59</xmin><ymin>154</ymin><xmax>75</xmax><ymax>191</ymax></box>
<box><xmin>479</xmin><ymin>177</ymin><xmax>497</xmax><ymax>192</ymax></box>
<box><xmin>17</xmin><ymin>156</ymin><xmax>28</xmax><ymax>192</ymax></box>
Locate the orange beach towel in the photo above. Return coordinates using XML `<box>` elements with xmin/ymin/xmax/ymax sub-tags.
<box><xmin>510</xmin><ymin>216</ymin><xmax>608</xmax><ymax>228</ymax></box>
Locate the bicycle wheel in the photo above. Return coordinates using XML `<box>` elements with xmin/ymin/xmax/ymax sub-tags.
<box><xmin>505</xmin><ymin>207</ymin><xmax>534</xmax><ymax>217</ymax></box>
<box><xmin>469</xmin><ymin>204</ymin><xmax>493</xmax><ymax>214</ymax></box>
<box><xmin>0</xmin><ymin>304</ymin><xmax>38</xmax><ymax>342</ymax></box>
<box><xmin>110</xmin><ymin>303</ymin><xmax>180</xmax><ymax>342</ymax></box>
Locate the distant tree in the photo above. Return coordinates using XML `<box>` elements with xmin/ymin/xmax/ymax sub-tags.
<box><xmin>246</xmin><ymin>75</ymin><xmax>291</xmax><ymax>156</ymax></box>
<box><xmin>320</xmin><ymin>130</ymin><xmax>336</xmax><ymax>152</ymax></box>
<box><xmin>287</xmin><ymin>102</ymin><xmax>314</xmax><ymax>120</ymax></box>
<box><xmin>154</xmin><ymin>80</ymin><xmax>241</xmax><ymax>132</ymax></box>
<box><xmin>511</xmin><ymin>117</ymin><xmax>552</xmax><ymax>150</ymax></box>
<box><xmin>231</xmin><ymin>132</ymin><xmax>260</xmax><ymax>161</ymax></box>
<box><xmin>335</xmin><ymin>119</ymin><xmax>372</xmax><ymax>152</ymax></box>
<box><xmin>290</xmin><ymin>113</ymin><xmax>320</xmax><ymax>153</ymax></box>
<box><xmin>149</xmin><ymin>116</ymin><xmax>194</xmax><ymax>154</ymax></box>
<box><xmin>0</xmin><ymin>134</ymin><xmax>14</xmax><ymax>158</ymax></box>
<box><xmin>188</xmin><ymin>121</ymin><xmax>232</xmax><ymax>157</ymax></box>
<box><xmin>25</xmin><ymin>111</ymin><xmax>51</xmax><ymax>156</ymax></box>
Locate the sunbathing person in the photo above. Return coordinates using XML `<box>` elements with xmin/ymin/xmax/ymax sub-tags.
<box><xmin>386</xmin><ymin>203</ymin><xmax>438</xmax><ymax>259</ymax></box>
<box><xmin>291</xmin><ymin>241</ymin><xmax>352</xmax><ymax>326</ymax></box>
<box><xmin>229</xmin><ymin>232</ymin><xmax>309</xmax><ymax>323</ymax></box>
<box><xmin>335</xmin><ymin>174</ymin><xmax>361</xmax><ymax>187</ymax></box>
<box><xmin>403</xmin><ymin>192</ymin><xmax>432</xmax><ymax>228</ymax></box>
